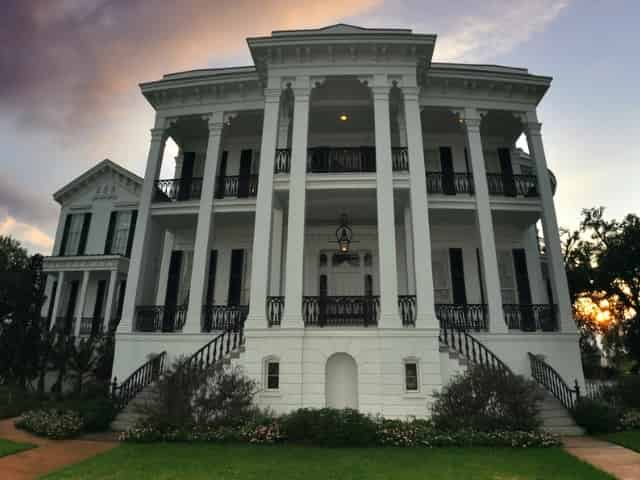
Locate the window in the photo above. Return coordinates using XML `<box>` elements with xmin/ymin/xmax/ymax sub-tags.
<box><xmin>404</xmin><ymin>362</ymin><xmax>419</xmax><ymax>391</ymax></box>
<box><xmin>111</xmin><ymin>211</ymin><xmax>132</xmax><ymax>255</ymax></box>
<box><xmin>267</xmin><ymin>361</ymin><xmax>279</xmax><ymax>390</ymax></box>
<box><xmin>63</xmin><ymin>214</ymin><xmax>85</xmax><ymax>255</ymax></box>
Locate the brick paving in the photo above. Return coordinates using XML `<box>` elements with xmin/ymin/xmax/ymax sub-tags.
<box><xmin>0</xmin><ymin>418</ymin><xmax>118</xmax><ymax>479</ymax></box>
<box><xmin>563</xmin><ymin>436</ymin><xmax>640</xmax><ymax>480</ymax></box>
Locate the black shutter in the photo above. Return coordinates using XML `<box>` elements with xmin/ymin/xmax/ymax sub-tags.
<box><xmin>104</xmin><ymin>211</ymin><xmax>117</xmax><ymax>254</ymax></box>
<box><xmin>476</xmin><ymin>249</ymin><xmax>486</xmax><ymax>306</ymax></box>
<box><xmin>59</xmin><ymin>214</ymin><xmax>72</xmax><ymax>255</ymax></box>
<box><xmin>449</xmin><ymin>248</ymin><xmax>468</xmax><ymax>304</ymax></box>
<box><xmin>47</xmin><ymin>281</ymin><xmax>58</xmax><ymax>327</ymax></box>
<box><xmin>215</xmin><ymin>151</ymin><xmax>228</xmax><ymax>199</ymax></box>
<box><xmin>115</xmin><ymin>280</ymin><xmax>126</xmax><ymax>320</ymax></box>
<box><xmin>498</xmin><ymin>148</ymin><xmax>517</xmax><ymax>196</ymax></box>
<box><xmin>227</xmin><ymin>249</ymin><xmax>244</xmax><ymax>305</ymax></box>
<box><xmin>205</xmin><ymin>250</ymin><xmax>218</xmax><ymax>305</ymax></box>
<box><xmin>179</xmin><ymin>152</ymin><xmax>195</xmax><ymax>200</ymax></box>
<box><xmin>163</xmin><ymin>251</ymin><xmax>183</xmax><ymax>332</ymax></box>
<box><xmin>125</xmin><ymin>210</ymin><xmax>138</xmax><ymax>257</ymax></box>
<box><xmin>237</xmin><ymin>149</ymin><xmax>253</xmax><ymax>198</ymax></box>
<box><xmin>513</xmin><ymin>249</ymin><xmax>532</xmax><ymax>304</ymax></box>
<box><xmin>77</xmin><ymin>212</ymin><xmax>92</xmax><ymax>255</ymax></box>
<box><xmin>93</xmin><ymin>280</ymin><xmax>107</xmax><ymax>319</ymax></box>
<box><xmin>440</xmin><ymin>147</ymin><xmax>456</xmax><ymax>195</ymax></box>
<box><xmin>65</xmin><ymin>280</ymin><xmax>80</xmax><ymax>334</ymax></box>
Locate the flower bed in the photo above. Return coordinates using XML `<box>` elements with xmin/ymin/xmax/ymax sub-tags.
<box><xmin>15</xmin><ymin>409</ymin><xmax>84</xmax><ymax>439</ymax></box>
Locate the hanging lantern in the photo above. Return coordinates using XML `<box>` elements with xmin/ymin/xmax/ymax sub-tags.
<box><xmin>335</xmin><ymin>214</ymin><xmax>353</xmax><ymax>253</ymax></box>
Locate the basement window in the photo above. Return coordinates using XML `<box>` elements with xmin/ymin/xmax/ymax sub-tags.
<box><xmin>266</xmin><ymin>361</ymin><xmax>280</xmax><ymax>390</ymax></box>
<box><xmin>404</xmin><ymin>362</ymin><xmax>419</xmax><ymax>392</ymax></box>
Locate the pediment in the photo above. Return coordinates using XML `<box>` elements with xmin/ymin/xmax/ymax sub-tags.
<box><xmin>53</xmin><ymin>159</ymin><xmax>142</xmax><ymax>206</ymax></box>
<box><xmin>316</xmin><ymin>24</ymin><xmax>372</xmax><ymax>34</ymax></box>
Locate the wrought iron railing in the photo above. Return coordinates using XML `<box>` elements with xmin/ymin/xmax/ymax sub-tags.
<box><xmin>392</xmin><ymin>147</ymin><xmax>409</xmax><ymax>171</ymax></box>
<box><xmin>267</xmin><ymin>296</ymin><xmax>284</xmax><ymax>327</ymax></box>
<box><xmin>503</xmin><ymin>304</ymin><xmax>558</xmax><ymax>331</ymax></box>
<box><xmin>134</xmin><ymin>305</ymin><xmax>188</xmax><ymax>332</ymax></box>
<box><xmin>435</xmin><ymin>304</ymin><xmax>488</xmax><ymax>331</ymax></box>
<box><xmin>274</xmin><ymin>148</ymin><xmax>291</xmax><ymax>173</ymax></box>
<box><xmin>201</xmin><ymin>305</ymin><xmax>248</xmax><ymax>332</ymax></box>
<box><xmin>486</xmin><ymin>174</ymin><xmax>538</xmax><ymax>197</ymax></box>
<box><xmin>154</xmin><ymin>178</ymin><xmax>203</xmax><ymax>201</ymax></box>
<box><xmin>398</xmin><ymin>295</ymin><xmax>416</xmax><ymax>326</ymax></box>
<box><xmin>79</xmin><ymin>317</ymin><xmax>104</xmax><ymax>336</ymax></box>
<box><xmin>426</xmin><ymin>172</ymin><xmax>474</xmax><ymax>195</ymax></box>
<box><xmin>528</xmin><ymin>352</ymin><xmax>581</xmax><ymax>410</ymax></box>
<box><xmin>303</xmin><ymin>296</ymin><xmax>379</xmax><ymax>327</ymax></box>
<box><xmin>307</xmin><ymin>147</ymin><xmax>376</xmax><ymax>173</ymax></box>
<box><xmin>440</xmin><ymin>320</ymin><xmax>512</xmax><ymax>375</ymax></box>
<box><xmin>183</xmin><ymin>327</ymin><xmax>245</xmax><ymax>374</ymax></box>
<box><xmin>215</xmin><ymin>175</ymin><xmax>258</xmax><ymax>198</ymax></box>
<box><xmin>111</xmin><ymin>351</ymin><xmax>166</xmax><ymax>410</ymax></box>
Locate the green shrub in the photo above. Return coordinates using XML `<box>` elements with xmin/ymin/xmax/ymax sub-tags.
<box><xmin>280</xmin><ymin>408</ymin><xmax>378</xmax><ymax>447</ymax></box>
<box><xmin>377</xmin><ymin>418</ymin><xmax>434</xmax><ymax>447</ymax></box>
<box><xmin>619</xmin><ymin>409</ymin><xmax>640</xmax><ymax>431</ymax></box>
<box><xmin>572</xmin><ymin>398</ymin><xmax>620</xmax><ymax>434</ymax></box>
<box><xmin>607</xmin><ymin>376</ymin><xmax>640</xmax><ymax>409</ymax></box>
<box><xmin>15</xmin><ymin>409</ymin><xmax>84</xmax><ymax>439</ymax></box>
<box><xmin>59</xmin><ymin>397</ymin><xmax>117</xmax><ymax>432</ymax></box>
<box><xmin>431</xmin><ymin>366</ymin><xmax>543</xmax><ymax>432</ymax></box>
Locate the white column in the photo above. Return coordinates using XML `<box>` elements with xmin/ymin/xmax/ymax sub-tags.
<box><xmin>103</xmin><ymin>270</ymin><xmax>119</xmax><ymax>330</ymax></box>
<box><xmin>119</xmin><ymin>124</ymin><xmax>167</xmax><ymax>333</ymax></box>
<box><xmin>246</xmin><ymin>88</ymin><xmax>282</xmax><ymax>329</ymax></box>
<box><xmin>74</xmin><ymin>271</ymin><xmax>90</xmax><ymax>336</ymax></box>
<box><xmin>155</xmin><ymin>231</ymin><xmax>174</xmax><ymax>305</ymax></box>
<box><xmin>50</xmin><ymin>271</ymin><xmax>65</xmax><ymax>330</ymax></box>
<box><xmin>403</xmin><ymin>87</ymin><xmax>437</xmax><ymax>329</ymax></box>
<box><xmin>185</xmin><ymin>113</ymin><xmax>224</xmax><ymax>333</ymax></box>
<box><xmin>525</xmin><ymin>117</ymin><xmax>574</xmax><ymax>332</ymax></box>
<box><xmin>270</xmin><ymin>206</ymin><xmax>284</xmax><ymax>295</ymax></box>
<box><xmin>40</xmin><ymin>275</ymin><xmax>55</xmax><ymax>318</ymax></box>
<box><xmin>403</xmin><ymin>206</ymin><xmax>415</xmax><ymax>295</ymax></box>
<box><xmin>372</xmin><ymin>84</ymin><xmax>400</xmax><ymax>327</ymax></box>
<box><xmin>464</xmin><ymin>108</ymin><xmax>507</xmax><ymax>333</ymax></box>
<box><xmin>282</xmin><ymin>84</ymin><xmax>310</xmax><ymax>328</ymax></box>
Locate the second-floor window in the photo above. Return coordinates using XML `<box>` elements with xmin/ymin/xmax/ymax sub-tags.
<box><xmin>105</xmin><ymin>210</ymin><xmax>137</xmax><ymax>256</ymax></box>
<box><xmin>60</xmin><ymin>212</ymin><xmax>91</xmax><ymax>256</ymax></box>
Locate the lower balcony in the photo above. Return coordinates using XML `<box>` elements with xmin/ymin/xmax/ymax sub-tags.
<box><xmin>486</xmin><ymin>174</ymin><xmax>538</xmax><ymax>197</ymax></box>
<box><xmin>134</xmin><ymin>305</ymin><xmax>187</xmax><ymax>332</ymax></box>
<box><xmin>154</xmin><ymin>178</ymin><xmax>203</xmax><ymax>202</ymax></box>
<box><xmin>201</xmin><ymin>305</ymin><xmax>248</xmax><ymax>332</ymax></box>
<box><xmin>302</xmin><ymin>296</ymin><xmax>379</xmax><ymax>327</ymax></box>
<box><xmin>215</xmin><ymin>175</ymin><xmax>258</xmax><ymax>199</ymax></box>
<box><xmin>435</xmin><ymin>303</ymin><xmax>488</xmax><ymax>330</ymax></box>
<box><xmin>426</xmin><ymin>172</ymin><xmax>474</xmax><ymax>195</ymax></box>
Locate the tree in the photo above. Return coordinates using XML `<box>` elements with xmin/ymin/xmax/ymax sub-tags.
<box><xmin>563</xmin><ymin>208</ymin><xmax>640</xmax><ymax>372</ymax></box>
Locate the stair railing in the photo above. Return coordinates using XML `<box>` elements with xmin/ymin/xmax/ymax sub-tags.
<box><xmin>183</xmin><ymin>326</ymin><xmax>245</xmax><ymax>374</ymax></box>
<box><xmin>439</xmin><ymin>320</ymin><xmax>512</xmax><ymax>375</ymax></box>
<box><xmin>528</xmin><ymin>352</ymin><xmax>581</xmax><ymax>410</ymax></box>
<box><xmin>111</xmin><ymin>351</ymin><xmax>167</xmax><ymax>410</ymax></box>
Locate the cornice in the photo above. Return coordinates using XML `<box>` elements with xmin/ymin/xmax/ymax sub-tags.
<box><xmin>43</xmin><ymin>255</ymin><xmax>130</xmax><ymax>272</ymax></box>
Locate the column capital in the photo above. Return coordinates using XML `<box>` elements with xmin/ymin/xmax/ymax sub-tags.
<box><xmin>524</xmin><ymin>121</ymin><xmax>543</xmax><ymax>136</ymax></box>
<box><xmin>371</xmin><ymin>85</ymin><xmax>390</xmax><ymax>101</ymax></box>
<box><xmin>291</xmin><ymin>87</ymin><xmax>311</xmax><ymax>102</ymax></box>
<box><xmin>264</xmin><ymin>88</ymin><xmax>283</xmax><ymax>103</ymax></box>
<box><xmin>464</xmin><ymin>117</ymin><xmax>482</xmax><ymax>131</ymax></box>
<box><xmin>401</xmin><ymin>85</ymin><xmax>420</xmax><ymax>101</ymax></box>
<box><xmin>202</xmin><ymin>111</ymin><xmax>225</xmax><ymax>133</ymax></box>
<box><xmin>149</xmin><ymin>127</ymin><xmax>166</xmax><ymax>142</ymax></box>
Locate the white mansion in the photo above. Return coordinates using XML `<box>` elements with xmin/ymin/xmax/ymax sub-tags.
<box><xmin>41</xmin><ymin>25</ymin><xmax>584</xmax><ymax>419</ymax></box>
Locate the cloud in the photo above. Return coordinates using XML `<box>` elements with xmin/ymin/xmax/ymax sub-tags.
<box><xmin>0</xmin><ymin>175</ymin><xmax>57</xmax><ymax>228</ymax></box>
<box><xmin>0</xmin><ymin>0</ymin><xmax>381</xmax><ymax>132</ymax></box>
<box><xmin>0</xmin><ymin>216</ymin><xmax>54</xmax><ymax>253</ymax></box>
<box><xmin>434</xmin><ymin>0</ymin><xmax>571</xmax><ymax>61</ymax></box>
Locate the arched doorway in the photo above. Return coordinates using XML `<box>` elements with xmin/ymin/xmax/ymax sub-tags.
<box><xmin>325</xmin><ymin>353</ymin><xmax>358</xmax><ymax>409</ymax></box>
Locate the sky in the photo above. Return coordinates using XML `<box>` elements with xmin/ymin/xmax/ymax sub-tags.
<box><xmin>1</xmin><ymin>0</ymin><xmax>638</xmax><ymax>253</ymax></box>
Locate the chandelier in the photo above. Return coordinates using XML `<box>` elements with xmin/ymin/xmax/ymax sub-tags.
<box><xmin>335</xmin><ymin>214</ymin><xmax>356</xmax><ymax>253</ymax></box>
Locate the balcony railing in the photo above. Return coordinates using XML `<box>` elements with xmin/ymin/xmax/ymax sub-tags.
<box><xmin>274</xmin><ymin>148</ymin><xmax>291</xmax><ymax>174</ymax></box>
<box><xmin>266</xmin><ymin>296</ymin><xmax>284</xmax><ymax>327</ymax></box>
<box><xmin>503</xmin><ymin>304</ymin><xmax>558</xmax><ymax>331</ymax></box>
<box><xmin>134</xmin><ymin>305</ymin><xmax>187</xmax><ymax>332</ymax></box>
<box><xmin>154</xmin><ymin>178</ymin><xmax>203</xmax><ymax>202</ymax></box>
<box><xmin>398</xmin><ymin>295</ymin><xmax>416</xmax><ymax>326</ymax></box>
<box><xmin>303</xmin><ymin>296</ymin><xmax>379</xmax><ymax>327</ymax></box>
<box><xmin>486</xmin><ymin>174</ymin><xmax>538</xmax><ymax>197</ymax></box>
<box><xmin>426</xmin><ymin>172</ymin><xmax>474</xmax><ymax>195</ymax></box>
<box><xmin>307</xmin><ymin>147</ymin><xmax>376</xmax><ymax>173</ymax></box>
<box><xmin>215</xmin><ymin>175</ymin><xmax>258</xmax><ymax>198</ymax></box>
<box><xmin>201</xmin><ymin>305</ymin><xmax>248</xmax><ymax>332</ymax></box>
<box><xmin>435</xmin><ymin>304</ymin><xmax>488</xmax><ymax>331</ymax></box>
<box><xmin>79</xmin><ymin>317</ymin><xmax>104</xmax><ymax>336</ymax></box>
<box><xmin>392</xmin><ymin>147</ymin><xmax>409</xmax><ymax>171</ymax></box>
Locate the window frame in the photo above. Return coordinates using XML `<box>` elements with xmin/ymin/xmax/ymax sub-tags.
<box><xmin>403</xmin><ymin>358</ymin><xmax>420</xmax><ymax>393</ymax></box>
<box><xmin>264</xmin><ymin>357</ymin><xmax>280</xmax><ymax>391</ymax></box>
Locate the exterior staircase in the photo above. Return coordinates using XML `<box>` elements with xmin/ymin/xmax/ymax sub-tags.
<box><xmin>537</xmin><ymin>391</ymin><xmax>584</xmax><ymax>436</ymax></box>
<box><xmin>110</xmin><ymin>328</ymin><xmax>245</xmax><ymax>432</ymax></box>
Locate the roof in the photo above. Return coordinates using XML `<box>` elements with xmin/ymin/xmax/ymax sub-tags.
<box><xmin>53</xmin><ymin>159</ymin><xmax>143</xmax><ymax>204</ymax></box>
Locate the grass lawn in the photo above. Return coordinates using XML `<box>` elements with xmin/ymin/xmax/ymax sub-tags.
<box><xmin>0</xmin><ymin>438</ymin><xmax>34</xmax><ymax>458</ymax></box>
<box><xmin>601</xmin><ymin>430</ymin><xmax>640</xmax><ymax>453</ymax></box>
<box><xmin>44</xmin><ymin>443</ymin><xmax>612</xmax><ymax>480</ymax></box>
